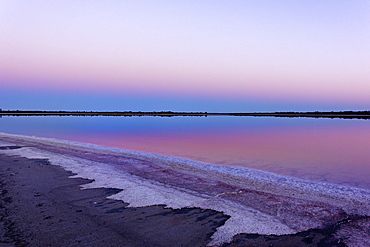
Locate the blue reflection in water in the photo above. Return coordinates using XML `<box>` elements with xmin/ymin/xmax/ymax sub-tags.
<box><xmin>0</xmin><ymin>115</ymin><xmax>360</xmax><ymax>134</ymax></box>
<box><xmin>1</xmin><ymin>116</ymin><xmax>369</xmax><ymax>189</ymax></box>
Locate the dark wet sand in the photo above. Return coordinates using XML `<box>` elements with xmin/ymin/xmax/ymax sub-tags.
<box><xmin>0</xmin><ymin>149</ymin><xmax>368</xmax><ymax>246</ymax></box>
<box><xmin>0</xmin><ymin>153</ymin><xmax>229</xmax><ymax>246</ymax></box>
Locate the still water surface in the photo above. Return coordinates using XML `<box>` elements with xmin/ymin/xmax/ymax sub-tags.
<box><xmin>1</xmin><ymin>116</ymin><xmax>369</xmax><ymax>190</ymax></box>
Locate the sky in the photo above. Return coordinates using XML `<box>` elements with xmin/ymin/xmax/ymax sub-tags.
<box><xmin>1</xmin><ymin>1</ymin><xmax>370</xmax><ymax>112</ymax></box>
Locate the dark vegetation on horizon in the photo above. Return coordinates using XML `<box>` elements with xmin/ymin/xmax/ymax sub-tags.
<box><xmin>0</xmin><ymin>109</ymin><xmax>369</xmax><ymax>119</ymax></box>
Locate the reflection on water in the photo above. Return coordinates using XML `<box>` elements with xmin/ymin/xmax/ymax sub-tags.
<box><xmin>1</xmin><ymin>116</ymin><xmax>369</xmax><ymax>189</ymax></box>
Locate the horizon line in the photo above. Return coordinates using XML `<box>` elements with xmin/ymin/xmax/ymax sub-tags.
<box><xmin>0</xmin><ymin>110</ymin><xmax>369</xmax><ymax>120</ymax></box>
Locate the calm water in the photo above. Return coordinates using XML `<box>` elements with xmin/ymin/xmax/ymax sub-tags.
<box><xmin>1</xmin><ymin>116</ymin><xmax>369</xmax><ymax>189</ymax></box>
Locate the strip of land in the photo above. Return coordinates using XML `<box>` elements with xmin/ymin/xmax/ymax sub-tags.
<box><xmin>0</xmin><ymin>110</ymin><xmax>369</xmax><ymax>119</ymax></box>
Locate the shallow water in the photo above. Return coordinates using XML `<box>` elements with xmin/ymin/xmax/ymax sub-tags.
<box><xmin>1</xmin><ymin>116</ymin><xmax>369</xmax><ymax>189</ymax></box>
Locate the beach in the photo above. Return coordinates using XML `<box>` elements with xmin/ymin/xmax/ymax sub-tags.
<box><xmin>1</xmin><ymin>132</ymin><xmax>370</xmax><ymax>246</ymax></box>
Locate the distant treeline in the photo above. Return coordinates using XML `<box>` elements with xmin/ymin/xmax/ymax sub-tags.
<box><xmin>274</xmin><ymin>110</ymin><xmax>370</xmax><ymax>115</ymax></box>
<box><xmin>0</xmin><ymin>110</ymin><xmax>369</xmax><ymax>119</ymax></box>
<box><xmin>0</xmin><ymin>110</ymin><xmax>210</xmax><ymax>117</ymax></box>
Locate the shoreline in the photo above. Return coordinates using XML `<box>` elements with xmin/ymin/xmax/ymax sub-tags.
<box><xmin>1</xmin><ymin>132</ymin><xmax>370</xmax><ymax>246</ymax></box>
<box><xmin>0</xmin><ymin>153</ymin><xmax>227</xmax><ymax>246</ymax></box>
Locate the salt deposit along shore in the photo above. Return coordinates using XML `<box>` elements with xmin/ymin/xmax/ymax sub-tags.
<box><xmin>0</xmin><ymin>132</ymin><xmax>369</xmax><ymax>246</ymax></box>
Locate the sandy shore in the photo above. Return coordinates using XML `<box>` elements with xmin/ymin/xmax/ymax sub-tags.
<box><xmin>0</xmin><ymin>154</ymin><xmax>229</xmax><ymax>246</ymax></box>
<box><xmin>1</xmin><ymin>132</ymin><xmax>370</xmax><ymax>246</ymax></box>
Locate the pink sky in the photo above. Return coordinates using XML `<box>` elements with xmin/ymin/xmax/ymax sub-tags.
<box><xmin>1</xmin><ymin>1</ymin><xmax>370</xmax><ymax>109</ymax></box>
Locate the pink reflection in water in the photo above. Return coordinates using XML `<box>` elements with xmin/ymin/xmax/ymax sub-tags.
<box><xmin>59</xmin><ymin>126</ymin><xmax>370</xmax><ymax>189</ymax></box>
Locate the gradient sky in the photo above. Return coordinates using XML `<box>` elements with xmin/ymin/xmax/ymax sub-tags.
<box><xmin>1</xmin><ymin>1</ymin><xmax>370</xmax><ymax>111</ymax></box>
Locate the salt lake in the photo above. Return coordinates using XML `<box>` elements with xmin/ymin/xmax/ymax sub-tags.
<box><xmin>1</xmin><ymin>115</ymin><xmax>369</xmax><ymax>190</ymax></box>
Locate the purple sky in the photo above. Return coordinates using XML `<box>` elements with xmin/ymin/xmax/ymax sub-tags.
<box><xmin>1</xmin><ymin>1</ymin><xmax>369</xmax><ymax>111</ymax></box>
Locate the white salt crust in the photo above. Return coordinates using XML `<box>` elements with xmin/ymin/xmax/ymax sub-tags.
<box><xmin>1</xmin><ymin>133</ymin><xmax>369</xmax><ymax>246</ymax></box>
